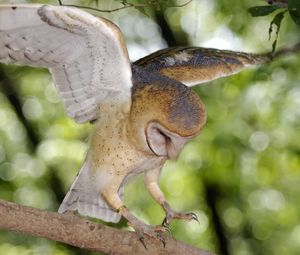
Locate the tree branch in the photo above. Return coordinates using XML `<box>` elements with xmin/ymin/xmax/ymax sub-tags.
<box><xmin>273</xmin><ymin>41</ymin><xmax>300</xmax><ymax>59</ymax></box>
<box><xmin>0</xmin><ymin>199</ymin><xmax>214</xmax><ymax>255</ymax></box>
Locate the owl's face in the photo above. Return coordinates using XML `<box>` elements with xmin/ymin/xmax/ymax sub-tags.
<box><xmin>129</xmin><ymin>66</ymin><xmax>207</xmax><ymax>159</ymax></box>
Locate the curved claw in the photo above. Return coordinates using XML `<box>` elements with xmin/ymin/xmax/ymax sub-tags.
<box><xmin>162</xmin><ymin>210</ymin><xmax>199</xmax><ymax>226</ymax></box>
<box><xmin>156</xmin><ymin>233</ymin><xmax>166</xmax><ymax>248</ymax></box>
<box><xmin>162</xmin><ymin>217</ymin><xmax>169</xmax><ymax>227</ymax></box>
<box><xmin>137</xmin><ymin>225</ymin><xmax>168</xmax><ymax>249</ymax></box>
<box><xmin>190</xmin><ymin>212</ymin><xmax>199</xmax><ymax>223</ymax></box>
<box><xmin>139</xmin><ymin>236</ymin><xmax>147</xmax><ymax>250</ymax></box>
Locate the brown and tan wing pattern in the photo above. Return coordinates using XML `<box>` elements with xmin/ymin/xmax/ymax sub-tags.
<box><xmin>134</xmin><ymin>47</ymin><xmax>271</xmax><ymax>86</ymax></box>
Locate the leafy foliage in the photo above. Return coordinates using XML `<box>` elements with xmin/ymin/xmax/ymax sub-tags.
<box><xmin>248</xmin><ymin>5</ymin><xmax>281</xmax><ymax>17</ymax></box>
<box><xmin>288</xmin><ymin>0</ymin><xmax>300</xmax><ymax>25</ymax></box>
<box><xmin>269</xmin><ymin>11</ymin><xmax>286</xmax><ymax>55</ymax></box>
<box><xmin>248</xmin><ymin>0</ymin><xmax>300</xmax><ymax>53</ymax></box>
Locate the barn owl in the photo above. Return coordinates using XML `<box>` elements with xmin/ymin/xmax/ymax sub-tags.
<box><xmin>0</xmin><ymin>4</ymin><xmax>288</xmax><ymax>245</ymax></box>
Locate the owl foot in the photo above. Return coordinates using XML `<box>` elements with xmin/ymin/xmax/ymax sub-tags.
<box><xmin>161</xmin><ymin>202</ymin><xmax>199</xmax><ymax>226</ymax></box>
<box><xmin>129</xmin><ymin>221</ymin><xmax>168</xmax><ymax>249</ymax></box>
<box><xmin>120</xmin><ymin>206</ymin><xmax>169</xmax><ymax>248</ymax></box>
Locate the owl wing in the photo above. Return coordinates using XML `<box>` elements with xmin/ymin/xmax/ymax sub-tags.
<box><xmin>134</xmin><ymin>47</ymin><xmax>271</xmax><ymax>86</ymax></box>
<box><xmin>0</xmin><ymin>4</ymin><xmax>132</xmax><ymax>123</ymax></box>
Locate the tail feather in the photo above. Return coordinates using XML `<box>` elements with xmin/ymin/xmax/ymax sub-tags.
<box><xmin>58</xmin><ymin>160</ymin><xmax>122</xmax><ymax>223</ymax></box>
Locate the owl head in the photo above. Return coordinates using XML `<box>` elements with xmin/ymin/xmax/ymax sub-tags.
<box><xmin>129</xmin><ymin>66</ymin><xmax>206</xmax><ymax>159</ymax></box>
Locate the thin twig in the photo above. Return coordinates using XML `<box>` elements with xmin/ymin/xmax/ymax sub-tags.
<box><xmin>173</xmin><ymin>0</ymin><xmax>194</xmax><ymax>8</ymax></box>
<box><xmin>58</xmin><ymin>0</ymin><xmax>145</xmax><ymax>13</ymax></box>
<box><xmin>57</xmin><ymin>0</ymin><xmax>193</xmax><ymax>14</ymax></box>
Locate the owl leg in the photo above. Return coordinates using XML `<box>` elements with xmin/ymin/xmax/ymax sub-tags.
<box><xmin>144</xmin><ymin>168</ymin><xmax>198</xmax><ymax>227</ymax></box>
<box><xmin>101</xmin><ymin>183</ymin><xmax>167</xmax><ymax>248</ymax></box>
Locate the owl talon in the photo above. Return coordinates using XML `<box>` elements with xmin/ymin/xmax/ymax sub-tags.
<box><xmin>162</xmin><ymin>217</ymin><xmax>170</xmax><ymax>228</ymax></box>
<box><xmin>139</xmin><ymin>236</ymin><xmax>147</xmax><ymax>250</ymax></box>
<box><xmin>162</xmin><ymin>209</ymin><xmax>199</xmax><ymax>226</ymax></box>
<box><xmin>154</xmin><ymin>231</ymin><xmax>166</xmax><ymax>248</ymax></box>
<box><xmin>133</xmin><ymin>222</ymin><xmax>168</xmax><ymax>249</ymax></box>
<box><xmin>191</xmin><ymin>212</ymin><xmax>199</xmax><ymax>223</ymax></box>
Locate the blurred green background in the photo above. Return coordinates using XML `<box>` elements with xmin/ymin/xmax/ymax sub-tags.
<box><xmin>0</xmin><ymin>0</ymin><xmax>299</xmax><ymax>255</ymax></box>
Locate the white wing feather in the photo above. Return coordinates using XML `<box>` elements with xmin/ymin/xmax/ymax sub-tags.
<box><xmin>58</xmin><ymin>159</ymin><xmax>123</xmax><ymax>223</ymax></box>
<box><xmin>0</xmin><ymin>4</ymin><xmax>132</xmax><ymax>123</ymax></box>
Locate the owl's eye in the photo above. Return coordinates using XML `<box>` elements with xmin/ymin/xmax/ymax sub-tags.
<box><xmin>145</xmin><ymin>122</ymin><xmax>190</xmax><ymax>159</ymax></box>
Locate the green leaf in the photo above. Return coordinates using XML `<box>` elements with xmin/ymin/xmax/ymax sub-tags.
<box><xmin>288</xmin><ymin>0</ymin><xmax>300</xmax><ymax>25</ymax></box>
<box><xmin>268</xmin><ymin>11</ymin><xmax>285</xmax><ymax>55</ymax></box>
<box><xmin>248</xmin><ymin>5</ymin><xmax>280</xmax><ymax>17</ymax></box>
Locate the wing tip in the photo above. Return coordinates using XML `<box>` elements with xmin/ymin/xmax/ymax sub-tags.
<box><xmin>58</xmin><ymin>198</ymin><xmax>121</xmax><ymax>223</ymax></box>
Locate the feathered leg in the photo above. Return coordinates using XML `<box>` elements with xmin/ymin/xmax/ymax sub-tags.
<box><xmin>101</xmin><ymin>181</ymin><xmax>167</xmax><ymax>248</ymax></box>
<box><xmin>144</xmin><ymin>168</ymin><xmax>199</xmax><ymax>227</ymax></box>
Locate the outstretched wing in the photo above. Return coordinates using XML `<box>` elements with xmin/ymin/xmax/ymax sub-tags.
<box><xmin>134</xmin><ymin>47</ymin><xmax>271</xmax><ymax>86</ymax></box>
<box><xmin>0</xmin><ymin>4</ymin><xmax>132</xmax><ymax>123</ymax></box>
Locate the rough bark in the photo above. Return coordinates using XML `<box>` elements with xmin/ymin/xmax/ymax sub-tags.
<box><xmin>0</xmin><ymin>199</ymin><xmax>214</xmax><ymax>255</ymax></box>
